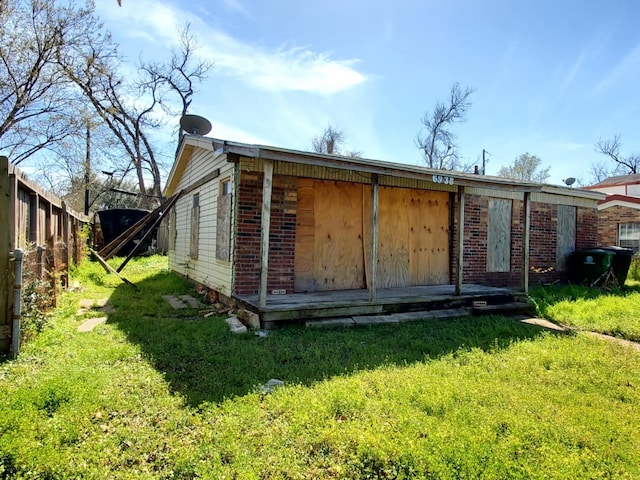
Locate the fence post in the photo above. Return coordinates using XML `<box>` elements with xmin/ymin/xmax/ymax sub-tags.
<box><xmin>0</xmin><ymin>157</ymin><xmax>11</xmax><ymax>352</ymax></box>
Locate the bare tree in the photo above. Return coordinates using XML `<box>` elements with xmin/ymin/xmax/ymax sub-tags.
<box><xmin>59</xmin><ymin>22</ymin><xmax>212</xmax><ymax>208</ymax></box>
<box><xmin>592</xmin><ymin>135</ymin><xmax>640</xmax><ymax>182</ymax></box>
<box><xmin>311</xmin><ymin>125</ymin><xmax>362</xmax><ymax>157</ymax></box>
<box><xmin>139</xmin><ymin>24</ymin><xmax>214</xmax><ymax>121</ymax></box>
<box><xmin>497</xmin><ymin>153</ymin><xmax>550</xmax><ymax>183</ymax></box>
<box><xmin>0</xmin><ymin>0</ymin><xmax>97</xmax><ymax>165</ymax></box>
<box><xmin>416</xmin><ymin>82</ymin><xmax>475</xmax><ymax>171</ymax></box>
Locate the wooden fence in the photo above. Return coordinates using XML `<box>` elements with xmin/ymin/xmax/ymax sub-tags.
<box><xmin>1</xmin><ymin>156</ymin><xmax>89</xmax><ymax>353</ymax></box>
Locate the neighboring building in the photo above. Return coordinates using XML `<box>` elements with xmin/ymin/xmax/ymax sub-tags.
<box><xmin>164</xmin><ymin>134</ymin><xmax>604</xmax><ymax>326</ymax></box>
<box><xmin>585</xmin><ymin>175</ymin><xmax>640</xmax><ymax>252</ymax></box>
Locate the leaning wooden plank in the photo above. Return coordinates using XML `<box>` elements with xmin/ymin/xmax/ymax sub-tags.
<box><xmin>116</xmin><ymin>193</ymin><xmax>182</xmax><ymax>273</ymax></box>
<box><xmin>89</xmin><ymin>248</ymin><xmax>137</xmax><ymax>288</ymax></box>
<box><xmin>99</xmin><ymin>192</ymin><xmax>183</xmax><ymax>259</ymax></box>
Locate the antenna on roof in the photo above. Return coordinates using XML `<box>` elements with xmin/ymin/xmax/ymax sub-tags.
<box><xmin>563</xmin><ymin>177</ymin><xmax>576</xmax><ymax>187</ymax></box>
<box><xmin>179</xmin><ymin>114</ymin><xmax>212</xmax><ymax>136</ymax></box>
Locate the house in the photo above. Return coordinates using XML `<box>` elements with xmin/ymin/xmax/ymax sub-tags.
<box><xmin>164</xmin><ymin>134</ymin><xmax>604</xmax><ymax>327</ymax></box>
<box><xmin>584</xmin><ymin>175</ymin><xmax>640</xmax><ymax>252</ymax></box>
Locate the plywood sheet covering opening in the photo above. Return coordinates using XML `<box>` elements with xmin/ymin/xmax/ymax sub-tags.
<box><xmin>364</xmin><ymin>187</ymin><xmax>450</xmax><ymax>287</ymax></box>
<box><xmin>487</xmin><ymin>198</ymin><xmax>512</xmax><ymax>272</ymax></box>
<box><xmin>294</xmin><ymin>178</ymin><xmax>315</xmax><ymax>291</ymax></box>
<box><xmin>312</xmin><ymin>180</ymin><xmax>366</xmax><ymax>291</ymax></box>
<box><xmin>556</xmin><ymin>205</ymin><xmax>576</xmax><ymax>271</ymax></box>
<box><xmin>407</xmin><ymin>189</ymin><xmax>450</xmax><ymax>285</ymax></box>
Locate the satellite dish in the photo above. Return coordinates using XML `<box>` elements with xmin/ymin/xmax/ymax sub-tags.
<box><xmin>563</xmin><ymin>177</ymin><xmax>576</xmax><ymax>186</ymax></box>
<box><xmin>179</xmin><ymin>114</ymin><xmax>212</xmax><ymax>135</ymax></box>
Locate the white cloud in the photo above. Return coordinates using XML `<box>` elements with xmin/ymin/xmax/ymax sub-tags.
<box><xmin>98</xmin><ymin>0</ymin><xmax>366</xmax><ymax>95</ymax></box>
<box><xmin>203</xmin><ymin>38</ymin><xmax>366</xmax><ymax>95</ymax></box>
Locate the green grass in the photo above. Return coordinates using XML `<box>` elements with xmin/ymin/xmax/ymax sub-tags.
<box><xmin>530</xmin><ymin>283</ymin><xmax>640</xmax><ymax>341</ymax></box>
<box><xmin>0</xmin><ymin>256</ymin><xmax>639</xmax><ymax>478</ymax></box>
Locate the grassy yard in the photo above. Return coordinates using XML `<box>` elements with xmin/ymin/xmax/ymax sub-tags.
<box><xmin>530</xmin><ymin>283</ymin><xmax>640</xmax><ymax>342</ymax></box>
<box><xmin>0</xmin><ymin>256</ymin><xmax>639</xmax><ymax>479</ymax></box>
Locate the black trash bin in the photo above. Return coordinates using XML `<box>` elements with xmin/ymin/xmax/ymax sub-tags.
<box><xmin>569</xmin><ymin>248</ymin><xmax>615</xmax><ymax>285</ymax></box>
<box><xmin>597</xmin><ymin>246</ymin><xmax>634</xmax><ymax>286</ymax></box>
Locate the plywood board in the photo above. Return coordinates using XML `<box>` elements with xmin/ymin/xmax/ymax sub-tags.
<box><xmin>294</xmin><ymin>178</ymin><xmax>315</xmax><ymax>292</ymax></box>
<box><xmin>487</xmin><ymin>198</ymin><xmax>512</xmax><ymax>272</ymax></box>
<box><xmin>376</xmin><ymin>186</ymin><xmax>411</xmax><ymax>288</ymax></box>
<box><xmin>216</xmin><ymin>193</ymin><xmax>232</xmax><ymax>260</ymax></box>
<box><xmin>367</xmin><ymin>187</ymin><xmax>450</xmax><ymax>288</ymax></box>
<box><xmin>409</xmin><ymin>190</ymin><xmax>450</xmax><ymax>285</ymax></box>
<box><xmin>312</xmin><ymin>180</ymin><xmax>366</xmax><ymax>291</ymax></box>
<box><xmin>556</xmin><ymin>205</ymin><xmax>576</xmax><ymax>271</ymax></box>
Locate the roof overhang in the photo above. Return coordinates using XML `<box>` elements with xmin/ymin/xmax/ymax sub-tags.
<box><xmin>164</xmin><ymin>135</ymin><xmax>606</xmax><ymax>201</ymax></box>
<box><xmin>598</xmin><ymin>194</ymin><xmax>640</xmax><ymax>210</ymax></box>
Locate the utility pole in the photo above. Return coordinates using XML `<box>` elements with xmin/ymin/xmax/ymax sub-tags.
<box><xmin>482</xmin><ymin>149</ymin><xmax>489</xmax><ymax>175</ymax></box>
<box><xmin>84</xmin><ymin>122</ymin><xmax>91</xmax><ymax>215</ymax></box>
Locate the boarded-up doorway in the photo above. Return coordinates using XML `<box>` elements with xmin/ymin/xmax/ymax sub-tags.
<box><xmin>294</xmin><ymin>180</ymin><xmax>450</xmax><ymax>292</ymax></box>
<box><xmin>294</xmin><ymin>179</ymin><xmax>366</xmax><ymax>292</ymax></box>
<box><xmin>364</xmin><ymin>187</ymin><xmax>450</xmax><ymax>288</ymax></box>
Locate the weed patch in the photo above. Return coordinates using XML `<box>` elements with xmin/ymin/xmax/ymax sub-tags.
<box><xmin>0</xmin><ymin>256</ymin><xmax>638</xmax><ymax>478</ymax></box>
<box><xmin>530</xmin><ymin>284</ymin><xmax>640</xmax><ymax>341</ymax></box>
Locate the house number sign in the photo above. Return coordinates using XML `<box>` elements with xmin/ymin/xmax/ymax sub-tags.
<box><xmin>432</xmin><ymin>174</ymin><xmax>454</xmax><ymax>185</ymax></box>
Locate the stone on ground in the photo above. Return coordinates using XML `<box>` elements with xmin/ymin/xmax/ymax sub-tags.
<box><xmin>78</xmin><ymin>317</ymin><xmax>107</xmax><ymax>332</ymax></box>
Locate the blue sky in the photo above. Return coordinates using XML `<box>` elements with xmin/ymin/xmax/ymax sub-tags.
<box><xmin>96</xmin><ymin>0</ymin><xmax>640</xmax><ymax>186</ymax></box>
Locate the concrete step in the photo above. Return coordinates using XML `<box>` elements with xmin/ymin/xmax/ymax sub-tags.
<box><xmin>305</xmin><ymin>307</ymin><xmax>471</xmax><ymax>328</ymax></box>
<box><xmin>472</xmin><ymin>301</ymin><xmax>533</xmax><ymax>317</ymax></box>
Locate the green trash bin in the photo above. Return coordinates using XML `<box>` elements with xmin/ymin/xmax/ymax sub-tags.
<box><xmin>569</xmin><ymin>248</ymin><xmax>615</xmax><ymax>285</ymax></box>
<box><xmin>598</xmin><ymin>246</ymin><xmax>634</xmax><ymax>286</ymax></box>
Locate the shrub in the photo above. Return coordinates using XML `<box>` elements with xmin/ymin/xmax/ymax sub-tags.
<box><xmin>627</xmin><ymin>254</ymin><xmax>640</xmax><ymax>282</ymax></box>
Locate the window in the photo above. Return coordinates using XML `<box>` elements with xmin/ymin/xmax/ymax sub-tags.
<box><xmin>619</xmin><ymin>223</ymin><xmax>640</xmax><ymax>253</ymax></box>
<box><xmin>216</xmin><ymin>179</ymin><xmax>232</xmax><ymax>261</ymax></box>
<box><xmin>486</xmin><ymin>198</ymin><xmax>512</xmax><ymax>272</ymax></box>
<box><xmin>190</xmin><ymin>193</ymin><xmax>200</xmax><ymax>259</ymax></box>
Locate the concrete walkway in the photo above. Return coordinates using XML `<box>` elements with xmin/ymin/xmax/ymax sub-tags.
<box><xmin>77</xmin><ymin>298</ymin><xmax>114</xmax><ymax>332</ymax></box>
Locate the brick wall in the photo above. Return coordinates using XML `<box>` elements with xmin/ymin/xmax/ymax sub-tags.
<box><xmin>597</xmin><ymin>205</ymin><xmax>640</xmax><ymax>246</ymax></box>
<box><xmin>450</xmin><ymin>196</ymin><xmax>600</xmax><ymax>287</ymax></box>
<box><xmin>234</xmin><ymin>171</ymin><xmax>297</xmax><ymax>296</ymax></box>
<box><xmin>235</xmin><ymin>174</ymin><xmax>601</xmax><ymax>294</ymax></box>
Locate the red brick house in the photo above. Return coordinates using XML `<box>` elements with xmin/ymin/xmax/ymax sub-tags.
<box><xmin>585</xmin><ymin>175</ymin><xmax>640</xmax><ymax>252</ymax></box>
<box><xmin>164</xmin><ymin>134</ymin><xmax>604</xmax><ymax>326</ymax></box>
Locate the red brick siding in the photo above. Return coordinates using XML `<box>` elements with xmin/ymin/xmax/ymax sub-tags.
<box><xmin>576</xmin><ymin>206</ymin><xmax>598</xmax><ymax>249</ymax></box>
<box><xmin>234</xmin><ymin>171</ymin><xmax>297</xmax><ymax>295</ymax></box>
<box><xmin>597</xmin><ymin>205</ymin><xmax>640</xmax><ymax>246</ymax></box>
<box><xmin>235</xmin><ymin>173</ymin><xmax>601</xmax><ymax>293</ymax></box>
<box><xmin>450</xmin><ymin>196</ymin><xmax>599</xmax><ymax>287</ymax></box>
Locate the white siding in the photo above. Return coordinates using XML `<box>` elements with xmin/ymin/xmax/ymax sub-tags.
<box><xmin>627</xmin><ymin>184</ymin><xmax>640</xmax><ymax>197</ymax></box>
<box><xmin>168</xmin><ymin>147</ymin><xmax>235</xmax><ymax>296</ymax></box>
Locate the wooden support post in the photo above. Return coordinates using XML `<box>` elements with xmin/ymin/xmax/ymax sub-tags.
<box><xmin>259</xmin><ymin>159</ymin><xmax>274</xmax><ymax>308</ymax></box>
<box><xmin>0</xmin><ymin>156</ymin><xmax>11</xmax><ymax>352</ymax></box>
<box><xmin>369</xmin><ymin>174</ymin><xmax>379</xmax><ymax>302</ymax></box>
<box><xmin>62</xmin><ymin>202</ymin><xmax>70</xmax><ymax>287</ymax></box>
<box><xmin>455</xmin><ymin>186</ymin><xmax>465</xmax><ymax>296</ymax></box>
<box><xmin>523</xmin><ymin>192</ymin><xmax>531</xmax><ymax>294</ymax></box>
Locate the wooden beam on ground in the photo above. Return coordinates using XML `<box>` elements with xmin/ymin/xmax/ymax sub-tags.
<box><xmin>259</xmin><ymin>159</ymin><xmax>274</xmax><ymax>308</ymax></box>
<box><xmin>89</xmin><ymin>248</ymin><xmax>137</xmax><ymax>288</ymax></box>
<box><xmin>523</xmin><ymin>191</ymin><xmax>531</xmax><ymax>294</ymax></box>
<box><xmin>455</xmin><ymin>186</ymin><xmax>465</xmax><ymax>296</ymax></box>
<box><xmin>369</xmin><ymin>174</ymin><xmax>379</xmax><ymax>302</ymax></box>
<box><xmin>99</xmin><ymin>192</ymin><xmax>183</xmax><ymax>259</ymax></box>
<box><xmin>116</xmin><ymin>193</ymin><xmax>182</xmax><ymax>273</ymax></box>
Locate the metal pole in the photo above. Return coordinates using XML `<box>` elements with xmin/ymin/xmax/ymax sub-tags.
<box><xmin>10</xmin><ymin>249</ymin><xmax>24</xmax><ymax>357</ymax></box>
<box><xmin>482</xmin><ymin>149</ymin><xmax>486</xmax><ymax>175</ymax></box>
